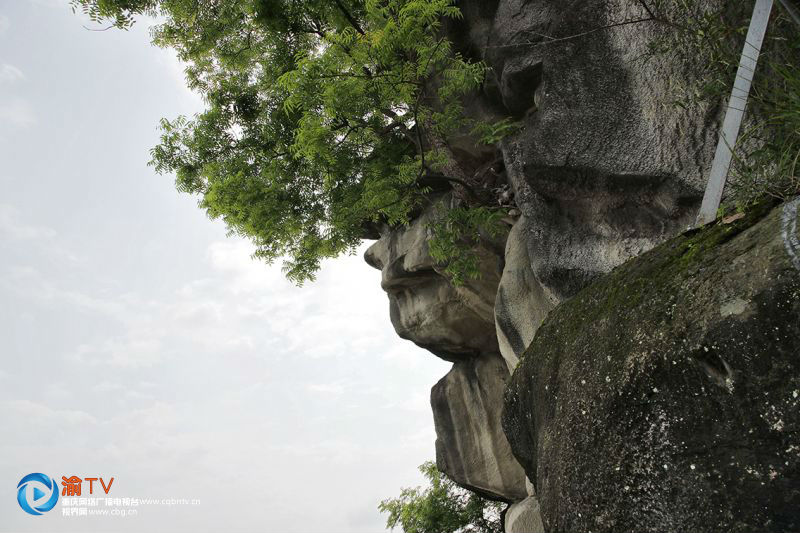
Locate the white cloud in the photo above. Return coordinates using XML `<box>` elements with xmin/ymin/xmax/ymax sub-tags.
<box><xmin>0</xmin><ymin>98</ymin><xmax>36</xmax><ymax>127</ymax></box>
<box><xmin>0</xmin><ymin>268</ymin><xmax>124</xmax><ymax>318</ymax></box>
<box><xmin>107</xmin><ymin>401</ymin><xmax>178</xmax><ymax>430</ymax></box>
<box><xmin>70</xmin><ymin>337</ymin><xmax>164</xmax><ymax>368</ymax></box>
<box><xmin>307</xmin><ymin>382</ymin><xmax>346</xmax><ymax>395</ymax></box>
<box><xmin>206</xmin><ymin>239</ymin><xmax>287</xmax><ymax>293</ymax></box>
<box><xmin>0</xmin><ymin>15</ymin><xmax>9</xmax><ymax>34</ymax></box>
<box><xmin>0</xmin><ymin>204</ymin><xmax>55</xmax><ymax>240</ymax></box>
<box><xmin>0</xmin><ymin>206</ymin><xmax>85</xmax><ymax>267</ymax></box>
<box><xmin>0</xmin><ymin>227</ymin><xmax>446</xmax><ymax>531</ymax></box>
<box><xmin>21</xmin><ymin>0</ymin><xmax>66</xmax><ymax>8</ymax></box>
<box><xmin>92</xmin><ymin>381</ymin><xmax>124</xmax><ymax>393</ymax></box>
<box><xmin>1</xmin><ymin>399</ymin><xmax>98</xmax><ymax>426</ymax></box>
<box><xmin>0</xmin><ymin>63</ymin><xmax>24</xmax><ymax>83</ymax></box>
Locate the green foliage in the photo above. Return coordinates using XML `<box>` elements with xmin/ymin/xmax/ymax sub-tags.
<box><xmin>70</xmin><ymin>0</ymin><xmax>496</xmax><ymax>284</ymax></box>
<box><xmin>470</xmin><ymin>118</ymin><xmax>522</xmax><ymax>146</ymax></box>
<box><xmin>646</xmin><ymin>0</ymin><xmax>800</xmax><ymax>210</ymax></box>
<box><xmin>379</xmin><ymin>461</ymin><xmax>503</xmax><ymax>533</ymax></box>
<box><xmin>427</xmin><ymin>203</ymin><xmax>506</xmax><ymax>286</ymax></box>
<box><xmin>729</xmin><ymin>58</ymin><xmax>800</xmax><ymax>206</ymax></box>
<box><xmin>70</xmin><ymin>0</ymin><xmax>157</xmax><ymax>29</ymax></box>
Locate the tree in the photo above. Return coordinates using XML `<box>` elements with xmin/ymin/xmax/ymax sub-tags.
<box><xmin>70</xmin><ymin>0</ymin><xmax>505</xmax><ymax>284</ymax></box>
<box><xmin>379</xmin><ymin>461</ymin><xmax>504</xmax><ymax>533</ymax></box>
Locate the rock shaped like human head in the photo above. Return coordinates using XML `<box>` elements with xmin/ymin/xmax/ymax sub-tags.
<box><xmin>364</xmin><ymin>195</ymin><xmax>530</xmax><ymax>502</ymax></box>
<box><xmin>363</xmin><ymin>194</ymin><xmax>505</xmax><ymax>362</ymax></box>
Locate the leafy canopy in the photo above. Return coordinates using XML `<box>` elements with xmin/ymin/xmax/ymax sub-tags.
<box><xmin>72</xmin><ymin>0</ymin><xmax>502</xmax><ymax>284</ymax></box>
<box><xmin>378</xmin><ymin>461</ymin><xmax>503</xmax><ymax>533</ymax></box>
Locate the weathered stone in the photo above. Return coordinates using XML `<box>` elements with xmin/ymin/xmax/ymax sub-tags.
<box><xmin>365</xmin><ymin>193</ymin><xmax>528</xmax><ymax>501</ymax></box>
<box><xmin>452</xmin><ymin>0</ymin><xmax>718</xmax><ymax>303</ymax></box>
<box><xmin>503</xmin><ymin>199</ymin><xmax>800</xmax><ymax>532</ymax></box>
<box><xmin>364</xmin><ymin>193</ymin><xmax>504</xmax><ymax>362</ymax></box>
<box><xmin>365</xmin><ymin>0</ymin><xmax>729</xmax><ymax>513</ymax></box>
<box><xmin>432</xmin><ymin>352</ymin><xmax>528</xmax><ymax>502</ymax></box>
<box><xmin>505</xmin><ymin>496</ymin><xmax>545</xmax><ymax>533</ymax></box>
<box><xmin>495</xmin><ymin>216</ymin><xmax>556</xmax><ymax>372</ymax></box>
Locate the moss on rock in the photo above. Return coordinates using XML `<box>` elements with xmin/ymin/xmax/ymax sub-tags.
<box><xmin>503</xmin><ymin>198</ymin><xmax>800</xmax><ymax>533</ymax></box>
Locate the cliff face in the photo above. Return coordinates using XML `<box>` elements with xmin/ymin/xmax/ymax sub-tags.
<box><xmin>364</xmin><ymin>0</ymin><xmax>732</xmax><ymax>530</ymax></box>
<box><xmin>364</xmin><ymin>194</ymin><xmax>529</xmax><ymax>501</ymax></box>
<box><xmin>467</xmin><ymin>0</ymin><xmax>720</xmax><ymax>372</ymax></box>
<box><xmin>503</xmin><ymin>199</ymin><xmax>800</xmax><ymax>532</ymax></box>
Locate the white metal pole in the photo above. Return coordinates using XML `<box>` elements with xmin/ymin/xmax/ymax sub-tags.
<box><xmin>695</xmin><ymin>0</ymin><xmax>775</xmax><ymax>227</ymax></box>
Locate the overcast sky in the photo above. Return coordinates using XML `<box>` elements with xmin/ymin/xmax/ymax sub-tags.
<box><xmin>0</xmin><ymin>2</ymin><xmax>450</xmax><ymax>531</ymax></box>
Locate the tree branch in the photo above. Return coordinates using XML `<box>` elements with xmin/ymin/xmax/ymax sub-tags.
<box><xmin>424</xmin><ymin>172</ymin><xmax>482</xmax><ymax>203</ymax></box>
<box><xmin>82</xmin><ymin>24</ymin><xmax>115</xmax><ymax>31</ymax></box>
<box><xmin>481</xmin><ymin>16</ymin><xmax>658</xmax><ymax>51</ymax></box>
<box><xmin>332</xmin><ymin>0</ymin><xmax>365</xmax><ymax>36</ymax></box>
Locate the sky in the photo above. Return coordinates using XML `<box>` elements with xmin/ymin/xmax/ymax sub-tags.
<box><xmin>0</xmin><ymin>1</ymin><xmax>451</xmax><ymax>531</ymax></box>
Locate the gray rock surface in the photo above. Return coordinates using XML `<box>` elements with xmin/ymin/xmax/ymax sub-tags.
<box><xmin>431</xmin><ymin>352</ymin><xmax>528</xmax><ymax>502</ymax></box>
<box><xmin>364</xmin><ymin>194</ymin><xmax>504</xmax><ymax>362</ymax></box>
<box><xmin>366</xmin><ymin>0</ymin><xmax>726</xmax><ymax>518</ymax></box>
<box><xmin>455</xmin><ymin>0</ymin><xmax>721</xmax><ymax>371</ymax></box>
<box><xmin>445</xmin><ymin>0</ymin><xmax>719</xmax><ymax>305</ymax></box>
<box><xmin>365</xmin><ymin>194</ymin><xmax>528</xmax><ymax>500</ymax></box>
<box><xmin>495</xmin><ymin>216</ymin><xmax>556</xmax><ymax>373</ymax></box>
<box><xmin>503</xmin><ymin>199</ymin><xmax>800</xmax><ymax>532</ymax></box>
<box><xmin>494</xmin><ymin>0</ymin><xmax>712</xmax><ymax>304</ymax></box>
<box><xmin>505</xmin><ymin>496</ymin><xmax>545</xmax><ymax>533</ymax></box>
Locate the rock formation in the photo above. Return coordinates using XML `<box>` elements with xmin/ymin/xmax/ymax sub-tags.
<box><xmin>364</xmin><ymin>194</ymin><xmax>504</xmax><ymax>363</ymax></box>
<box><xmin>364</xmin><ymin>193</ymin><xmax>528</xmax><ymax>501</ymax></box>
<box><xmin>503</xmin><ymin>199</ymin><xmax>800</xmax><ymax>532</ymax></box>
<box><xmin>436</xmin><ymin>0</ymin><xmax>721</xmax><ymax>374</ymax></box>
<box><xmin>361</xmin><ymin>2</ymin><xmax>798</xmax><ymax>532</ymax></box>
<box><xmin>432</xmin><ymin>353</ymin><xmax>528</xmax><ymax>502</ymax></box>
<box><xmin>481</xmin><ymin>0</ymin><xmax>717</xmax><ymax>370</ymax></box>
<box><xmin>505</xmin><ymin>496</ymin><xmax>546</xmax><ymax>533</ymax></box>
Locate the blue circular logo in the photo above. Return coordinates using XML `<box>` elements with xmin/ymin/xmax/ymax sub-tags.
<box><xmin>17</xmin><ymin>473</ymin><xmax>59</xmax><ymax>515</ymax></box>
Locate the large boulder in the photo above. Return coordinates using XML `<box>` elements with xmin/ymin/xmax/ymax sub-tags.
<box><xmin>454</xmin><ymin>0</ymin><xmax>722</xmax><ymax>374</ymax></box>
<box><xmin>503</xmin><ymin>199</ymin><xmax>800</xmax><ymax>532</ymax></box>
<box><xmin>432</xmin><ymin>352</ymin><xmax>528</xmax><ymax>501</ymax></box>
